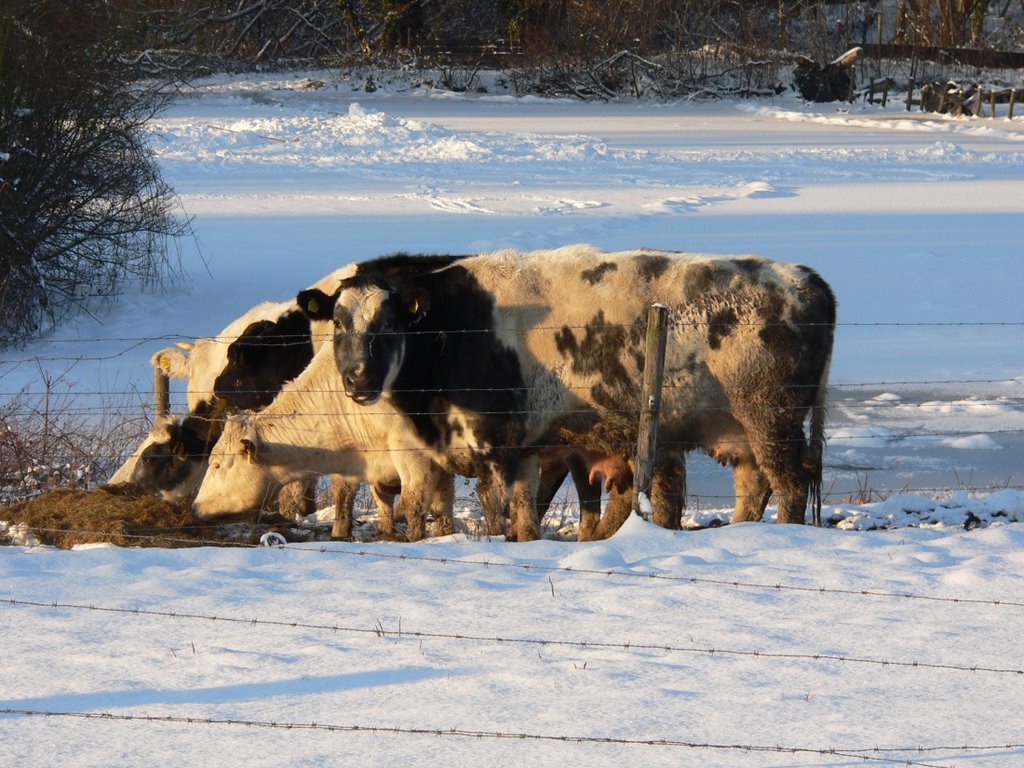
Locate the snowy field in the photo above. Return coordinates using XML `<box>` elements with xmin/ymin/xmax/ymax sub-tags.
<box><xmin>2</xmin><ymin>70</ymin><xmax>1024</xmax><ymax>766</ymax></box>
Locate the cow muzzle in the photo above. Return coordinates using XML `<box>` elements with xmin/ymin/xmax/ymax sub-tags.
<box><xmin>342</xmin><ymin>368</ymin><xmax>383</xmax><ymax>405</ymax></box>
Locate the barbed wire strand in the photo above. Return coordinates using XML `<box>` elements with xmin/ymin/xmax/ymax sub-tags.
<box><xmin>4</xmin><ymin>597</ymin><xmax>1022</xmax><ymax>676</ymax></box>
<box><xmin>5</xmin><ymin>536</ymin><xmax>1022</xmax><ymax>610</ymax></box>
<box><xmin>5</xmin><ymin>320</ymin><xmax>1024</xmax><ymax>349</ymax></box>
<box><xmin>0</xmin><ymin>708</ymin><xmax>1007</xmax><ymax>767</ymax></box>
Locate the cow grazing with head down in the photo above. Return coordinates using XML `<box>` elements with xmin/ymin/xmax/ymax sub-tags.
<box><xmin>301</xmin><ymin>245</ymin><xmax>835</xmax><ymax>540</ymax></box>
<box><xmin>107</xmin><ymin>265</ymin><xmax>355</xmax><ymax>520</ymax></box>
<box><xmin>193</xmin><ymin>340</ymin><xmax>453</xmax><ymax>541</ymax></box>
<box><xmin>106</xmin><ymin>299</ymin><xmax>307</xmax><ymax>503</ymax></box>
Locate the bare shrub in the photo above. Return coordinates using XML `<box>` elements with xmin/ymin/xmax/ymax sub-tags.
<box><xmin>0</xmin><ymin>365</ymin><xmax>150</xmax><ymax>504</ymax></box>
<box><xmin>0</xmin><ymin>0</ymin><xmax>185</xmax><ymax>348</ymax></box>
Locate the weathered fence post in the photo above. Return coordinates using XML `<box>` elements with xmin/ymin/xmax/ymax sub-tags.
<box><xmin>154</xmin><ymin>366</ymin><xmax>169</xmax><ymax>424</ymax></box>
<box><xmin>632</xmin><ymin>303</ymin><xmax>669</xmax><ymax>519</ymax></box>
<box><xmin>1010</xmin><ymin>89</ymin><xmax>1017</xmax><ymax>120</ymax></box>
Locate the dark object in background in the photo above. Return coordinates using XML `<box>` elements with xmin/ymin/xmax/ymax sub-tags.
<box><xmin>793</xmin><ymin>47</ymin><xmax>861</xmax><ymax>102</ymax></box>
<box><xmin>920</xmin><ymin>81</ymin><xmax>984</xmax><ymax>116</ymax></box>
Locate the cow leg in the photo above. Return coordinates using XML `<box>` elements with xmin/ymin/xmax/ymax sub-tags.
<box><xmin>650</xmin><ymin>454</ymin><xmax>685</xmax><ymax>530</ymax></box>
<box><xmin>567</xmin><ymin>454</ymin><xmax>603</xmax><ymax>542</ymax></box>
<box><xmin>430</xmin><ymin>471</ymin><xmax>456</xmax><ymax>537</ymax></box>
<box><xmin>508</xmin><ymin>454</ymin><xmax>541</xmax><ymax>542</ymax></box>
<box><xmin>475</xmin><ymin>468</ymin><xmax>508</xmax><ymax>537</ymax></box>
<box><xmin>330</xmin><ymin>476</ymin><xmax>358</xmax><ymax>540</ymax></box>
<box><xmin>747</xmin><ymin>422</ymin><xmax>809</xmax><ymax>525</ymax></box>
<box><xmin>371</xmin><ymin>483</ymin><xmax>399</xmax><ymax>539</ymax></box>
<box><xmin>730</xmin><ymin>460</ymin><xmax>772</xmax><ymax>523</ymax></box>
<box><xmin>277</xmin><ymin>478</ymin><xmax>316</xmax><ymax>520</ymax></box>
<box><xmin>592</xmin><ymin>488</ymin><xmax>631</xmax><ymax>540</ymax></box>
<box><xmin>767</xmin><ymin>444</ymin><xmax>810</xmax><ymax>525</ymax></box>
<box><xmin>394</xmin><ymin>464</ymin><xmax>441</xmax><ymax>542</ymax></box>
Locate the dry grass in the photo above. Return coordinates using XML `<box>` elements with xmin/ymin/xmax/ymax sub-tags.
<box><xmin>0</xmin><ymin>485</ymin><xmax>311</xmax><ymax>549</ymax></box>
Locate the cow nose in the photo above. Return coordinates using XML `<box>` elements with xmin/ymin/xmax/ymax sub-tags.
<box><xmin>343</xmin><ymin>364</ymin><xmax>364</xmax><ymax>391</ymax></box>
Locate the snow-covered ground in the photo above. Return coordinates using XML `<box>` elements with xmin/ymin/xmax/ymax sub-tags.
<box><xmin>2</xmin><ymin>70</ymin><xmax>1024</xmax><ymax>766</ymax></box>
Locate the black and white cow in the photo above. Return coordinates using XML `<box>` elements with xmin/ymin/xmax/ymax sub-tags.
<box><xmin>106</xmin><ymin>263</ymin><xmax>357</xmax><ymax>519</ymax></box>
<box><xmin>300</xmin><ymin>245</ymin><xmax>835</xmax><ymax>539</ymax></box>
<box><xmin>106</xmin><ymin>299</ymin><xmax>311</xmax><ymax>503</ymax></box>
<box><xmin>110</xmin><ymin>256</ymin><xmax>464</xmax><ymax>535</ymax></box>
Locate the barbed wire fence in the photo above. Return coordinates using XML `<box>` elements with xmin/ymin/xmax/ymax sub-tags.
<box><xmin>1</xmin><ymin>317</ymin><xmax>1022</xmax><ymax>515</ymax></box>
<box><xmin>3</xmin><ymin>707</ymin><xmax>1010</xmax><ymax>767</ymax></box>
<box><xmin>4</xmin><ymin>556</ymin><xmax>1024</xmax><ymax>767</ymax></box>
<box><xmin>2</xmin><ymin>312</ymin><xmax>1023</xmax><ymax>763</ymax></box>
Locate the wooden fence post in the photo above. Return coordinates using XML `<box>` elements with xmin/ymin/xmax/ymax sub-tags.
<box><xmin>154</xmin><ymin>366</ymin><xmax>169</xmax><ymax>424</ymax></box>
<box><xmin>632</xmin><ymin>303</ymin><xmax>669</xmax><ymax>519</ymax></box>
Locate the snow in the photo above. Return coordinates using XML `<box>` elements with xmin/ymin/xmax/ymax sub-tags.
<box><xmin>2</xmin><ymin>69</ymin><xmax>1024</xmax><ymax>766</ymax></box>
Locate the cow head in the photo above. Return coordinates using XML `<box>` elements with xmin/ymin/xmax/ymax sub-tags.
<box><xmin>212</xmin><ymin>311</ymin><xmax>314</xmax><ymax>412</ymax></box>
<box><xmin>298</xmin><ymin>279</ymin><xmax>429</xmax><ymax>405</ymax></box>
<box><xmin>105</xmin><ymin>414</ymin><xmax>214</xmax><ymax>503</ymax></box>
<box><xmin>192</xmin><ymin>417</ymin><xmax>283</xmax><ymax>520</ymax></box>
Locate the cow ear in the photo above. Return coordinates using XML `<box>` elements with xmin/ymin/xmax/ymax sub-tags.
<box><xmin>402</xmin><ymin>287</ymin><xmax>431</xmax><ymax>321</ymax></box>
<box><xmin>297</xmin><ymin>288</ymin><xmax>337</xmax><ymax>320</ymax></box>
<box><xmin>240</xmin><ymin>437</ymin><xmax>259</xmax><ymax>464</ymax></box>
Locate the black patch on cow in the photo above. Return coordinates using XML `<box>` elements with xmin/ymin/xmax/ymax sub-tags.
<box><xmin>340</xmin><ymin>257</ymin><xmax>529</xmax><ymax>457</ymax></box>
<box><xmin>580</xmin><ymin>262</ymin><xmax>616</xmax><ymax>285</ymax></box>
<box><xmin>296</xmin><ymin>287</ymin><xmax>338</xmax><ymax>321</ymax></box>
<box><xmin>731</xmin><ymin>257</ymin><xmax>764</xmax><ymax>275</ymax></box>
<box><xmin>755</xmin><ymin>284</ymin><xmax>789</xmax><ymax>350</ymax></box>
<box><xmin>707</xmin><ymin>307</ymin><xmax>738</xmax><ymax>350</ymax></box>
<box><xmin>213</xmin><ymin>309</ymin><xmax>314</xmax><ymax>412</ymax></box>
<box><xmin>787</xmin><ymin>267</ymin><xmax>838</xmax><ymax>395</ymax></box>
<box><xmin>555</xmin><ymin>310</ymin><xmax>636</xmax><ymax>410</ymax></box>
<box><xmin>683</xmin><ymin>264</ymin><xmax>718</xmax><ymax>302</ymax></box>
<box><xmin>132</xmin><ymin>405</ymin><xmax>220</xmax><ymax>495</ymax></box>
<box><xmin>352</xmin><ymin>252</ymin><xmax>467</xmax><ymax>282</ymax></box>
<box><xmin>636</xmin><ymin>254</ymin><xmax>670</xmax><ymax>282</ymax></box>
<box><xmin>333</xmin><ymin>304</ymin><xmax>354</xmax><ymax>332</ymax></box>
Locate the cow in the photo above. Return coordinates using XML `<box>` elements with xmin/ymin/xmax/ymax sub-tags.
<box><xmin>193</xmin><ymin>340</ymin><xmax>452</xmax><ymax>541</ymax></box>
<box><xmin>106</xmin><ymin>265</ymin><xmax>357</xmax><ymax>522</ymax></box>
<box><xmin>107</xmin><ymin>301</ymin><xmax>318</xmax><ymax>502</ymax></box>
<box><xmin>300</xmin><ymin>245</ymin><xmax>835</xmax><ymax>540</ymax></box>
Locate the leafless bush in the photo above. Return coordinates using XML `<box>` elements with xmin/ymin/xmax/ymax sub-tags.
<box><xmin>507</xmin><ymin>48</ymin><xmax>784</xmax><ymax>101</ymax></box>
<box><xmin>0</xmin><ymin>0</ymin><xmax>186</xmax><ymax>348</ymax></box>
<box><xmin>0</xmin><ymin>366</ymin><xmax>150</xmax><ymax>504</ymax></box>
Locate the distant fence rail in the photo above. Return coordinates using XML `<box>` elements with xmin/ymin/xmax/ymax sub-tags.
<box><xmin>859</xmin><ymin>43</ymin><xmax>1024</xmax><ymax>69</ymax></box>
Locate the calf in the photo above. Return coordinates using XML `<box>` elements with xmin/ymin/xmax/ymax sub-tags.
<box><xmin>193</xmin><ymin>342</ymin><xmax>450</xmax><ymax>541</ymax></box>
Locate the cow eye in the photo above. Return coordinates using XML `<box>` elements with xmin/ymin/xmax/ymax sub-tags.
<box><xmin>382</xmin><ymin>317</ymin><xmax>394</xmax><ymax>331</ymax></box>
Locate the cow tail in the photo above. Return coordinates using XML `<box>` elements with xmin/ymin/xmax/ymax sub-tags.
<box><xmin>807</xmin><ymin>351</ymin><xmax>831</xmax><ymax>527</ymax></box>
